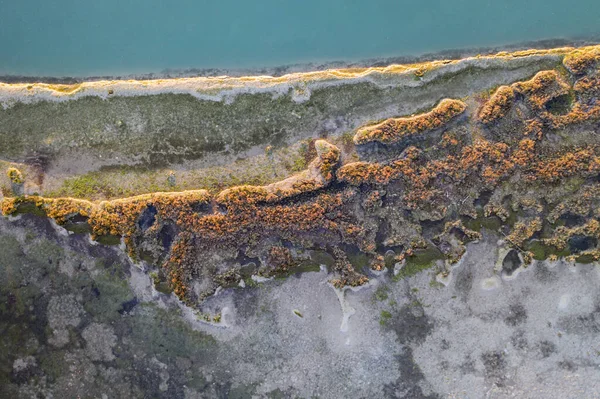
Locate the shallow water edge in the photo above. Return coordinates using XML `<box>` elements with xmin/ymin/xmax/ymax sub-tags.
<box><xmin>2</xmin><ymin>36</ymin><xmax>598</xmax><ymax>84</ymax></box>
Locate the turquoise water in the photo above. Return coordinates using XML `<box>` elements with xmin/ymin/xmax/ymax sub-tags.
<box><xmin>1</xmin><ymin>0</ymin><xmax>600</xmax><ymax>77</ymax></box>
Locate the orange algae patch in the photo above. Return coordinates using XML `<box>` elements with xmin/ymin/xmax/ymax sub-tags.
<box><xmin>1</xmin><ymin>196</ymin><xmax>23</xmax><ymax>215</ymax></box>
<box><xmin>353</xmin><ymin>99</ymin><xmax>467</xmax><ymax>145</ymax></box>
<box><xmin>477</xmin><ymin>68</ymin><xmax>600</xmax><ymax>130</ymax></box>
<box><xmin>165</xmin><ymin>231</ymin><xmax>194</xmax><ymax>298</ymax></box>
<box><xmin>541</xmin><ymin>70</ymin><xmax>600</xmax><ymax>128</ymax></box>
<box><xmin>43</xmin><ymin>198</ymin><xmax>94</xmax><ymax>224</ymax></box>
<box><xmin>165</xmin><ymin>189</ymin><xmax>369</xmax><ymax>299</ymax></box>
<box><xmin>435</xmin><ymin>220</ymin><xmax>482</xmax><ymax>263</ymax></box>
<box><xmin>523</xmin><ymin>119</ymin><xmax>544</xmax><ymax>138</ymax></box>
<box><xmin>89</xmin><ymin>190</ymin><xmax>211</xmax><ymax>239</ymax></box>
<box><xmin>337</xmin><ymin>161</ymin><xmax>402</xmax><ymax>186</ymax></box>
<box><xmin>563</xmin><ymin>48</ymin><xmax>600</xmax><ymax>75</ymax></box>
<box><xmin>329</xmin><ymin>246</ymin><xmax>370</xmax><ymax>288</ymax></box>
<box><xmin>506</xmin><ymin>218</ymin><xmax>543</xmax><ymax>247</ymax></box>
<box><xmin>542</xmin><ymin>219</ymin><xmax>600</xmax><ymax>255</ymax></box>
<box><xmin>531</xmin><ymin>147</ymin><xmax>600</xmax><ymax>182</ymax></box>
<box><xmin>574</xmin><ymin>74</ymin><xmax>600</xmax><ymax>105</ymax></box>
<box><xmin>543</xmin><ymin>103</ymin><xmax>600</xmax><ymax>129</ymax></box>
<box><xmin>337</xmin><ymin>146</ymin><xmax>420</xmax><ymax>186</ymax></box>
<box><xmin>0</xmin><ymin>195</ymin><xmax>93</xmax><ymax>223</ymax></box>
<box><xmin>477</xmin><ymin>86</ymin><xmax>516</xmax><ymax>124</ymax></box>
<box><xmin>266</xmin><ymin>246</ymin><xmax>299</xmax><ymax>275</ymax></box>
<box><xmin>225</xmin><ymin>191</ymin><xmax>351</xmax><ymax>235</ymax></box>
<box><xmin>215</xmin><ymin>185</ymin><xmax>272</xmax><ymax>208</ymax></box>
<box><xmin>0</xmin><ymin>190</ymin><xmax>211</xmax><ymax>255</ymax></box>
<box><xmin>512</xmin><ymin>70</ymin><xmax>570</xmax><ymax>110</ymax></box>
<box><xmin>338</xmin><ymin>138</ymin><xmax>537</xmax><ymax>208</ymax></box>
<box><xmin>315</xmin><ymin>140</ymin><xmax>341</xmax><ymax>181</ymax></box>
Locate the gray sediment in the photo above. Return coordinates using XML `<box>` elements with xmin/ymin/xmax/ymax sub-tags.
<box><xmin>3</xmin><ymin>214</ymin><xmax>600</xmax><ymax>398</ymax></box>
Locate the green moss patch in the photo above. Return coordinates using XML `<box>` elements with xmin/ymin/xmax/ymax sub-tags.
<box><xmin>394</xmin><ymin>246</ymin><xmax>444</xmax><ymax>281</ymax></box>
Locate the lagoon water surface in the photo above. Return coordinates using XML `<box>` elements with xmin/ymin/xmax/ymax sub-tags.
<box><xmin>1</xmin><ymin>0</ymin><xmax>600</xmax><ymax>77</ymax></box>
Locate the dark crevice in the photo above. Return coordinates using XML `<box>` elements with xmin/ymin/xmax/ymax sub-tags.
<box><xmin>138</xmin><ymin>205</ymin><xmax>157</xmax><ymax>231</ymax></box>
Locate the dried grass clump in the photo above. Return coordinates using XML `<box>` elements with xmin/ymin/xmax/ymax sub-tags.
<box><xmin>6</xmin><ymin>167</ymin><xmax>24</xmax><ymax>184</ymax></box>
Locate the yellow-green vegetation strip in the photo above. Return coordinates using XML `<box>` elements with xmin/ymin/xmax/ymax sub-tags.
<box><xmin>44</xmin><ymin>144</ymin><xmax>309</xmax><ymax>200</ymax></box>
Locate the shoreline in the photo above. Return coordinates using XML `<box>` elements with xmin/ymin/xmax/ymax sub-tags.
<box><xmin>1</xmin><ymin>36</ymin><xmax>599</xmax><ymax>84</ymax></box>
<box><xmin>0</xmin><ymin>42</ymin><xmax>597</xmax><ymax>109</ymax></box>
